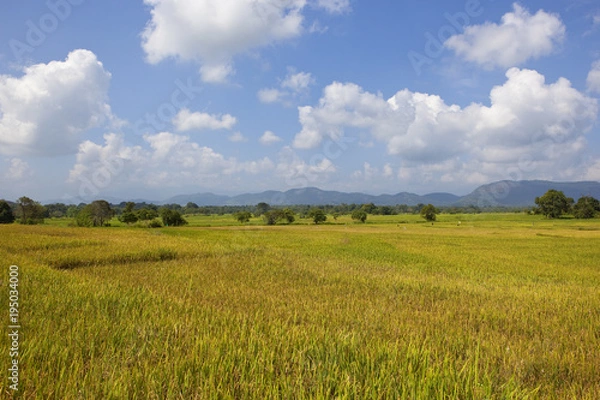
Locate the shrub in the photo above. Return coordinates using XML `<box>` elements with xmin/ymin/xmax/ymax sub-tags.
<box><xmin>351</xmin><ymin>209</ymin><xmax>367</xmax><ymax>223</ymax></box>
<box><xmin>307</xmin><ymin>208</ymin><xmax>327</xmax><ymax>224</ymax></box>
<box><xmin>420</xmin><ymin>204</ymin><xmax>439</xmax><ymax>222</ymax></box>
<box><xmin>234</xmin><ymin>211</ymin><xmax>252</xmax><ymax>224</ymax></box>
<box><xmin>160</xmin><ymin>208</ymin><xmax>188</xmax><ymax>227</ymax></box>
<box><xmin>147</xmin><ymin>219</ymin><xmax>163</xmax><ymax>228</ymax></box>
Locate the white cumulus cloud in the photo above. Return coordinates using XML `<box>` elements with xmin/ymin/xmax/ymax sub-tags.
<box><xmin>587</xmin><ymin>61</ymin><xmax>600</xmax><ymax>94</ymax></box>
<box><xmin>258</xmin><ymin>68</ymin><xmax>315</xmax><ymax>105</ymax></box>
<box><xmin>445</xmin><ymin>3</ymin><xmax>565</xmax><ymax>69</ymax></box>
<box><xmin>141</xmin><ymin>0</ymin><xmax>305</xmax><ymax>83</ymax></box>
<box><xmin>228</xmin><ymin>132</ymin><xmax>247</xmax><ymax>142</ymax></box>
<box><xmin>275</xmin><ymin>146</ymin><xmax>336</xmax><ymax>188</ymax></box>
<box><xmin>67</xmin><ymin>132</ymin><xmax>274</xmax><ymax>198</ymax></box>
<box><xmin>294</xmin><ymin>68</ymin><xmax>598</xmax><ymax>184</ymax></box>
<box><xmin>173</xmin><ymin>109</ymin><xmax>237</xmax><ymax>131</ymax></box>
<box><xmin>260</xmin><ymin>130</ymin><xmax>283</xmax><ymax>145</ymax></box>
<box><xmin>0</xmin><ymin>49</ymin><xmax>113</xmax><ymax>156</ymax></box>
<box><xmin>3</xmin><ymin>158</ymin><xmax>33</xmax><ymax>181</ymax></box>
<box><xmin>315</xmin><ymin>0</ymin><xmax>351</xmax><ymax>14</ymax></box>
<box><xmin>281</xmin><ymin>70</ymin><xmax>315</xmax><ymax>92</ymax></box>
<box><xmin>584</xmin><ymin>159</ymin><xmax>600</xmax><ymax>181</ymax></box>
<box><xmin>199</xmin><ymin>64</ymin><xmax>236</xmax><ymax>84</ymax></box>
<box><xmin>141</xmin><ymin>0</ymin><xmax>346</xmax><ymax>83</ymax></box>
<box><xmin>258</xmin><ymin>88</ymin><xmax>285</xmax><ymax>104</ymax></box>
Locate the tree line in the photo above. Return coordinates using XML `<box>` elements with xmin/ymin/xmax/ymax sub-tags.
<box><xmin>0</xmin><ymin>190</ymin><xmax>598</xmax><ymax>226</ymax></box>
<box><xmin>534</xmin><ymin>190</ymin><xmax>600</xmax><ymax>219</ymax></box>
<box><xmin>0</xmin><ymin>198</ymin><xmax>188</xmax><ymax>227</ymax></box>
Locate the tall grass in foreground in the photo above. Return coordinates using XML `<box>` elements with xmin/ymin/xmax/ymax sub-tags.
<box><xmin>1</xmin><ymin>217</ymin><xmax>599</xmax><ymax>398</ymax></box>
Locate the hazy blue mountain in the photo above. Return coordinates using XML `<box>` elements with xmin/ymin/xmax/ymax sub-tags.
<box><xmin>158</xmin><ymin>186</ymin><xmax>463</xmax><ymax>206</ymax></box>
<box><xmin>165</xmin><ymin>192</ymin><xmax>231</xmax><ymax>206</ymax></box>
<box><xmin>43</xmin><ymin>180</ymin><xmax>600</xmax><ymax>207</ymax></box>
<box><xmin>161</xmin><ymin>181</ymin><xmax>600</xmax><ymax>207</ymax></box>
<box><xmin>421</xmin><ymin>192</ymin><xmax>462</xmax><ymax>205</ymax></box>
<box><xmin>166</xmin><ymin>187</ymin><xmax>461</xmax><ymax>206</ymax></box>
<box><xmin>456</xmin><ymin>180</ymin><xmax>600</xmax><ymax>207</ymax></box>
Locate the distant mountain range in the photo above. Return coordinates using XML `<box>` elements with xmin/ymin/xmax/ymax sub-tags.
<box><xmin>38</xmin><ymin>180</ymin><xmax>600</xmax><ymax>207</ymax></box>
<box><xmin>160</xmin><ymin>180</ymin><xmax>600</xmax><ymax>207</ymax></box>
<box><xmin>164</xmin><ymin>188</ymin><xmax>461</xmax><ymax>207</ymax></box>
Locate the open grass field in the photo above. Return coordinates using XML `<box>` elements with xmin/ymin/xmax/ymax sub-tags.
<box><xmin>1</xmin><ymin>213</ymin><xmax>599</xmax><ymax>398</ymax></box>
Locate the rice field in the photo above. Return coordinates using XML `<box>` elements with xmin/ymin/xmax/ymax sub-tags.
<box><xmin>1</xmin><ymin>214</ymin><xmax>599</xmax><ymax>398</ymax></box>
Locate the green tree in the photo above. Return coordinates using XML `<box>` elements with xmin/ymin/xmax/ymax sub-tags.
<box><xmin>197</xmin><ymin>207</ymin><xmax>211</xmax><ymax>216</ymax></box>
<box><xmin>255</xmin><ymin>202</ymin><xmax>270</xmax><ymax>217</ymax></box>
<box><xmin>573</xmin><ymin>196</ymin><xmax>600</xmax><ymax>219</ymax></box>
<box><xmin>185</xmin><ymin>202</ymin><xmax>200</xmax><ymax>214</ymax></box>
<box><xmin>76</xmin><ymin>200</ymin><xmax>115</xmax><ymax>227</ymax></box>
<box><xmin>281</xmin><ymin>208</ymin><xmax>295</xmax><ymax>224</ymax></box>
<box><xmin>16</xmin><ymin>196</ymin><xmax>45</xmax><ymax>224</ymax></box>
<box><xmin>119</xmin><ymin>202</ymin><xmax>139</xmax><ymax>225</ymax></box>
<box><xmin>234</xmin><ymin>211</ymin><xmax>252</xmax><ymax>224</ymax></box>
<box><xmin>160</xmin><ymin>208</ymin><xmax>188</xmax><ymax>227</ymax></box>
<box><xmin>377</xmin><ymin>206</ymin><xmax>395</xmax><ymax>215</ymax></box>
<box><xmin>351</xmin><ymin>209</ymin><xmax>367</xmax><ymax>223</ymax></box>
<box><xmin>75</xmin><ymin>206</ymin><xmax>94</xmax><ymax>227</ymax></box>
<box><xmin>263</xmin><ymin>210</ymin><xmax>279</xmax><ymax>225</ymax></box>
<box><xmin>90</xmin><ymin>200</ymin><xmax>115</xmax><ymax>226</ymax></box>
<box><xmin>136</xmin><ymin>208</ymin><xmax>159</xmax><ymax>221</ymax></box>
<box><xmin>420</xmin><ymin>204</ymin><xmax>439</xmax><ymax>222</ymax></box>
<box><xmin>0</xmin><ymin>200</ymin><xmax>15</xmax><ymax>224</ymax></box>
<box><xmin>44</xmin><ymin>203</ymin><xmax>68</xmax><ymax>218</ymax></box>
<box><xmin>262</xmin><ymin>208</ymin><xmax>296</xmax><ymax>225</ymax></box>
<box><xmin>307</xmin><ymin>208</ymin><xmax>327</xmax><ymax>224</ymax></box>
<box><xmin>66</xmin><ymin>205</ymin><xmax>82</xmax><ymax>218</ymax></box>
<box><xmin>535</xmin><ymin>190</ymin><xmax>574</xmax><ymax>218</ymax></box>
<box><xmin>361</xmin><ymin>203</ymin><xmax>377</xmax><ymax>214</ymax></box>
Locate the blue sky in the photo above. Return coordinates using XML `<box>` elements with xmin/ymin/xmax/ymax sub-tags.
<box><xmin>0</xmin><ymin>0</ymin><xmax>599</xmax><ymax>202</ymax></box>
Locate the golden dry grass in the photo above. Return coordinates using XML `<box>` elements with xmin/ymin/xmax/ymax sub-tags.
<box><xmin>1</xmin><ymin>215</ymin><xmax>599</xmax><ymax>398</ymax></box>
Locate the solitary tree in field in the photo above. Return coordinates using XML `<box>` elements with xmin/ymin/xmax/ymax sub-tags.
<box><xmin>351</xmin><ymin>209</ymin><xmax>367</xmax><ymax>223</ymax></box>
<box><xmin>420</xmin><ymin>204</ymin><xmax>438</xmax><ymax>222</ymax></box>
<box><xmin>16</xmin><ymin>196</ymin><xmax>45</xmax><ymax>224</ymax></box>
<box><xmin>308</xmin><ymin>208</ymin><xmax>327</xmax><ymax>224</ymax></box>
<box><xmin>234</xmin><ymin>211</ymin><xmax>252</xmax><ymax>224</ymax></box>
<box><xmin>573</xmin><ymin>196</ymin><xmax>600</xmax><ymax>219</ymax></box>
<box><xmin>535</xmin><ymin>190</ymin><xmax>573</xmax><ymax>219</ymax></box>
<box><xmin>0</xmin><ymin>200</ymin><xmax>15</xmax><ymax>224</ymax></box>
